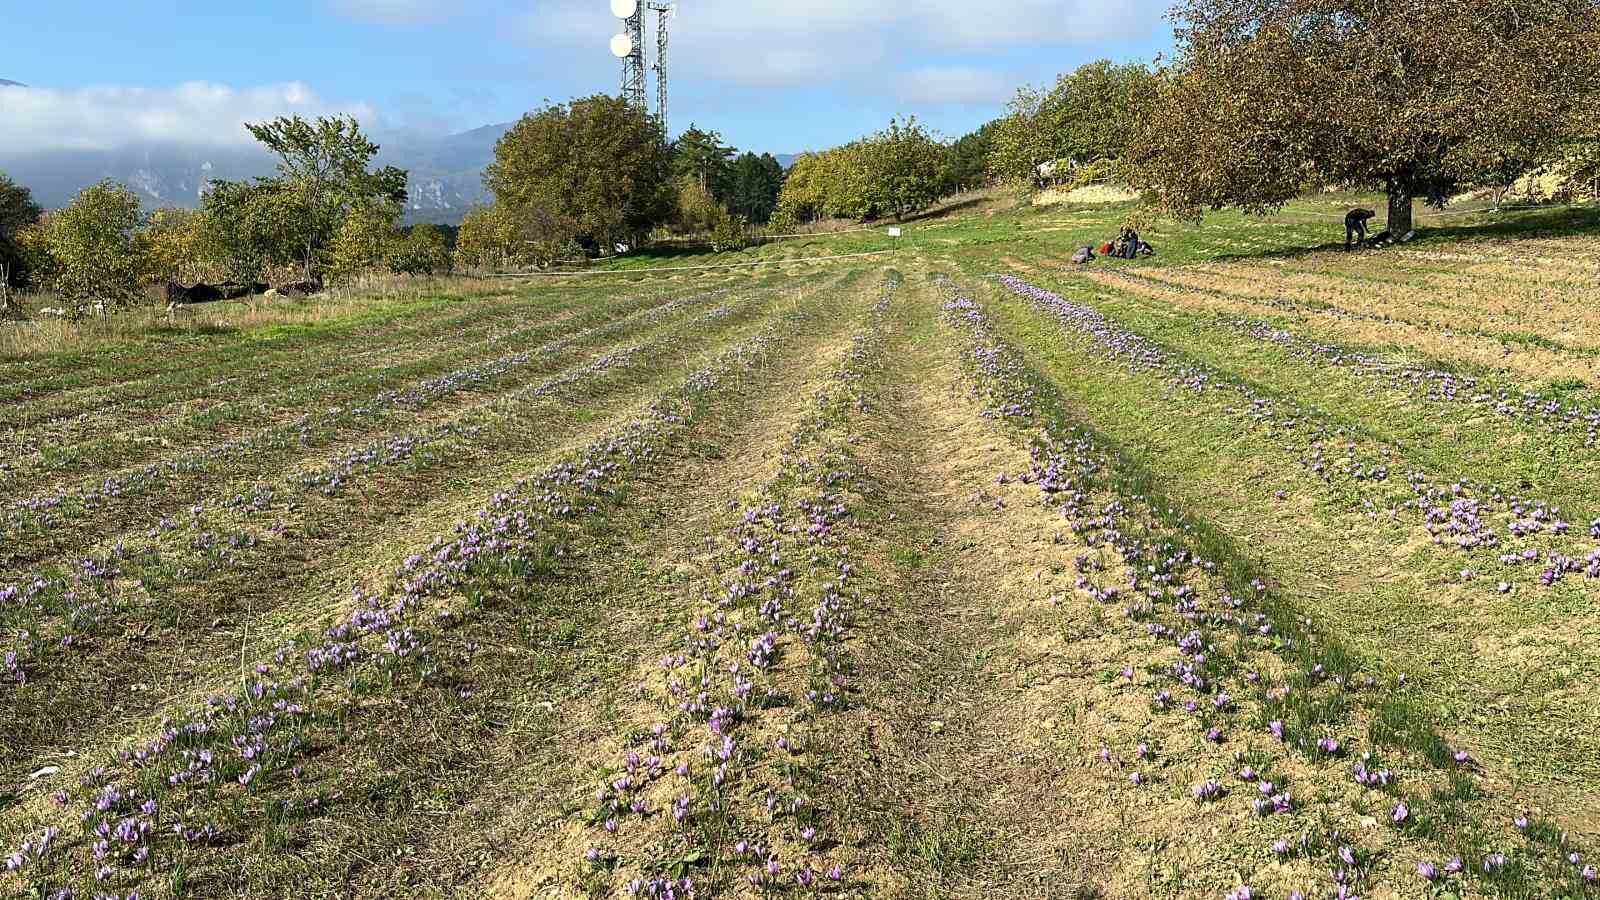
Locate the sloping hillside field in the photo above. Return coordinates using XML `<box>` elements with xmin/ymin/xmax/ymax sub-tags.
<box><xmin>4</xmin><ymin>203</ymin><xmax>1600</xmax><ymax>899</ymax></box>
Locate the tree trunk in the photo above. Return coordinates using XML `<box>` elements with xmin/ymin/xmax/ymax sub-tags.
<box><xmin>1387</xmin><ymin>188</ymin><xmax>1414</xmax><ymax>237</ymax></box>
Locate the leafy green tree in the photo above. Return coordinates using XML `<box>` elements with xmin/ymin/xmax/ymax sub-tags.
<box><xmin>710</xmin><ymin>212</ymin><xmax>748</xmax><ymax>253</ymax></box>
<box><xmin>30</xmin><ymin>180</ymin><xmax>144</xmax><ymax>319</ymax></box>
<box><xmin>138</xmin><ymin>207</ymin><xmax>219</xmax><ymax>284</ymax></box>
<box><xmin>326</xmin><ymin>201</ymin><xmax>402</xmax><ymax>284</ymax></box>
<box><xmin>941</xmin><ymin>122</ymin><xmax>997</xmax><ymax>195</ymax></box>
<box><xmin>455</xmin><ymin>205</ymin><xmax>522</xmax><ymax>270</ymax></box>
<box><xmin>864</xmin><ymin>117</ymin><xmax>945</xmax><ymax>221</ymax></box>
<box><xmin>0</xmin><ymin>172</ymin><xmax>42</xmax><ymax>289</ymax></box>
<box><xmin>484</xmin><ymin>95</ymin><xmax>673</xmax><ymax>255</ymax></box>
<box><xmin>388</xmin><ymin>224</ymin><xmax>452</xmax><ymax>276</ymax></box>
<box><xmin>201</xmin><ymin>180</ymin><xmax>303</xmax><ymax>282</ymax></box>
<box><xmin>673</xmin><ymin>125</ymin><xmax>737</xmax><ymax>200</ymax></box>
<box><xmin>675</xmin><ymin>175</ymin><xmax>725</xmax><ymax>234</ymax></box>
<box><xmin>1126</xmin><ymin>0</ymin><xmax>1600</xmax><ymax>234</ymax></box>
<box><xmin>725</xmin><ymin>152</ymin><xmax>785</xmax><ymax>224</ymax></box>
<box><xmin>991</xmin><ymin>61</ymin><xmax>1156</xmax><ymax>187</ymax></box>
<box><xmin>222</xmin><ymin>115</ymin><xmax>408</xmax><ymax>282</ymax></box>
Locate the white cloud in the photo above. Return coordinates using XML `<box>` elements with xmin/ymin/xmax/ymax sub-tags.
<box><xmin>895</xmin><ymin>66</ymin><xmax>1015</xmax><ymax>107</ymax></box>
<box><xmin>527</xmin><ymin>0</ymin><xmax>1173</xmax><ymax>86</ymax></box>
<box><xmin>0</xmin><ymin>82</ymin><xmax>378</xmax><ymax>155</ymax></box>
<box><xmin>327</xmin><ymin>0</ymin><xmax>449</xmax><ymax>25</ymax></box>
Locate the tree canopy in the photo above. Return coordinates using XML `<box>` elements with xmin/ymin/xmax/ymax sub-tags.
<box><xmin>484</xmin><ymin>95</ymin><xmax>673</xmax><ymax>254</ymax></box>
<box><xmin>673</xmin><ymin>125</ymin><xmax>737</xmax><ymax>199</ymax></box>
<box><xmin>725</xmin><ymin>152</ymin><xmax>785</xmax><ymax>225</ymax></box>
<box><xmin>1125</xmin><ymin>0</ymin><xmax>1600</xmax><ymax>233</ymax></box>
<box><xmin>0</xmin><ymin>173</ymin><xmax>42</xmax><ymax>288</ymax></box>
<box><xmin>205</xmin><ymin>115</ymin><xmax>407</xmax><ymax>281</ymax></box>
<box><xmin>773</xmin><ymin>118</ymin><xmax>948</xmax><ymax>226</ymax></box>
<box><xmin>26</xmin><ymin>180</ymin><xmax>143</xmax><ymax>319</ymax></box>
<box><xmin>990</xmin><ymin>61</ymin><xmax>1156</xmax><ymax>188</ymax></box>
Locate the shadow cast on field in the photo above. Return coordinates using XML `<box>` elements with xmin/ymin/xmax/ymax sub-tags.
<box><xmin>1207</xmin><ymin>204</ymin><xmax>1600</xmax><ymax>264</ymax></box>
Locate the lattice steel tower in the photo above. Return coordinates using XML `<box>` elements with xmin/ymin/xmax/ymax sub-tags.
<box><xmin>620</xmin><ymin>5</ymin><xmax>647</xmax><ymax>112</ymax></box>
<box><xmin>649</xmin><ymin>3</ymin><xmax>672</xmax><ymax>135</ymax></box>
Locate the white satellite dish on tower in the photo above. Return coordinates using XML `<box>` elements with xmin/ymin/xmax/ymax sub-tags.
<box><xmin>611</xmin><ymin>0</ymin><xmax>638</xmax><ymax>18</ymax></box>
<box><xmin>609</xmin><ymin>33</ymin><xmax>634</xmax><ymax>58</ymax></box>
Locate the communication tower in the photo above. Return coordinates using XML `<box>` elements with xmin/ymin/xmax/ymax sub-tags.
<box><xmin>649</xmin><ymin>3</ymin><xmax>672</xmax><ymax>134</ymax></box>
<box><xmin>609</xmin><ymin>0</ymin><xmax>674</xmax><ymax>134</ymax></box>
<box><xmin>610</xmin><ymin>0</ymin><xmax>647</xmax><ymax>112</ymax></box>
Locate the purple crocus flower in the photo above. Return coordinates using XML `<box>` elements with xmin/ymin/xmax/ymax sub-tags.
<box><xmin>1417</xmin><ymin>861</ymin><xmax>1438</xmax><ymax>881</ymax></box>
<box><xmin>1444</xmin><ymin>858</ymin><xmax>1463</xmax><ymax>874</ymax></box>
<box><xmin>1391</xmin><ymin>802</ymin><xmax>1409</xmax><ymax>825</ymax></box>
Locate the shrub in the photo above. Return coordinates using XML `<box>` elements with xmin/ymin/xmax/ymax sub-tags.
<box><xmin>388</xmin><ymin>225</ymin><xmax>452</xmax><ymax>276</ymax></box>
<box><xmin>29</xmin><ymin>180</ymin><xmax>144</xmax><ymax>320</ymax></box>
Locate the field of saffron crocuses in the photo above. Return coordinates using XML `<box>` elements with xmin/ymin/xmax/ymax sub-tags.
<box><xmin>4</xmin><ymin>197</ymin><xmax>1600</xmax><ymax>900</ymax></box>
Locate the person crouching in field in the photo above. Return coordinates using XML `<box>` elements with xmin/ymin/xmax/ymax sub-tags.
<box><xmin>1345</xmin><ymin>208</ymin><xmax>1376</xmax><ymax>250</ymax></box>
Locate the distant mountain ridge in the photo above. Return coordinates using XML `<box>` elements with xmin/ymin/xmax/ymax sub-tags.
<box><xmin>0</xmin><ymin>116</ymin><xmax>512</xmax><ymax>226</ymax></box>
<box><xmin>0</xmin><ymin>98</ymin><xmax>797</xmax><ymax>226</ymax></box>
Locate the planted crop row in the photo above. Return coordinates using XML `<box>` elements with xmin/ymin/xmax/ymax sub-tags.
<box><xmin>941</xmin><ymin>282</ymin><xmax>1596</xmax><ymax>899</ymax></box>
<box><xmin>997</xmin><ymin>275</ymin><xmax>1600</xmax><ymax>598</ymax></box>
<box><xmin>0</xmin><ymin>289</ymin><xmax>793</xmax><ymax>783</ymax></box>
<box><xmin>547</xmin><ymin>275</ymin><xmax>900</xmax><ymax>898</ymax></box>
<box><xmin>0</xmin><ymin>285</ymin><xmax>741</xmax><ymax>571</ymax></box>
<box><xmin>0</xmin><ymin>283</ymin><xmax>842</xmax><ymax>900</ymax></box>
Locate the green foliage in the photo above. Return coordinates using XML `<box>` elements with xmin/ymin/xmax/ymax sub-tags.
<box><xmin>484</xmin><ymin>94</ymin><xmax>673</xmax><ymax>254</ymax></box>
<box><xmin>725</xmin><ymin>152</ymin><xmax>785</xmax><ymax>224</ymax></box>
<box><xmin>326</xmin><ymin>202</ymin><xmax>402</xmax><ymax>284</ymax></box>
<box><xmin>201</xmin><ymin>180</ymin><xmax>303</xmax><ymax>283</ymax></box>
<box><xmin>138</xmin><ymin>207</ymin><xmax>219</xmax><ymax>285</ymax></box>
<box><xmin>205</xmin><ymin>115</ymin><xmax>407</xmax><ymax>283</ymax></box>
<box><xmin>28</xmin><ymin>180</ymin><xmax>144</xmax><ymax>320</ymax></box>
<box><xmin>990</xmin><ymin>61</ymin><xmax>1156</xmax><ymax>188</ymax></box>
<box><xmin>0</xmin><ymin>172</ymin><xmax>42</xmax><ymax>289</ymax></box>
<box><xmin>672</xmin><ymin>125</ymin><xmax>736</xmax><ymax>200</ymax></box>
<box><xmin>941</xmin><ymin>122</ymin><xmax>997</xmax><ymax>195</ymax></box>
<box><xmin>710</xmin><ymin>212</ymin><xmax>748</xmax><ymax>253</ymax></box>
<box><xmin>674</xmin><ymin>176</ymin><xmax>724</xmax><ymax>234</ymax></box>
<box><xmin>1126</xmin><ymin>0</ymin><xmax>1600</xmax><ymax>232</ymax></box>
<box><xmin>773</xmin><ymin>117</ymin><xmax>948</xmax><ymax>226</ymax></box>
<box><xmin>455</xmin><ymin>205</ymin><xmax>522</xmax><ymax>271</ymax></box>
<box><xmin>387</xmin><ymin>224</ymin><xmax>452</xmax><ymax>276</ymax></box>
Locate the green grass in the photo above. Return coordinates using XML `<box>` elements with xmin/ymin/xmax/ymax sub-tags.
<box><xmin>5</xmin><ymin>191</ymin><xmax>1600</xmax><ymax>899</ymax></box>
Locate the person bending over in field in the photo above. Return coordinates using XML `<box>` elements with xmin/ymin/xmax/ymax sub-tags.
<box><xmin>1345</xmin><ymin>208</ymin><xmax>1376</xmax><ymax>250</ymax></box>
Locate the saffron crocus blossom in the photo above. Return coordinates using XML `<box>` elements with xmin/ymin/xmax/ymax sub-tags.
<box><xmin>1444</xmin><ymin>858</ymin><xmax>1463</xmax><ymax>875</ymax></box>
<box><xmin>1272</xmin><ymin>839</ymin><xmax>1291</xmax><ymax>855</ymax></box>
<box><xmin>1391</xmin><ymin>802</ymin><xmax>1409</xmax><ymax>825</ymax></box>
<box><xmin>1483</xmin><ymin>852</ymin><xmax>1506</xmax><ymax>872</ymax></box>
<box><xmin>1513</xmin><ymin>814</ymin><xmax>1529</xmax><ymax>830</ymax></box>
<box><xmin>1193</xmin><ymin>780</ymin><xmax>1223</xmax><ymax>802</ymax></box>
<box><xmin>1225</xmin><ymin>887</ymin><xmax>1252</xmax><ymax>900</ymax></box>
<box><xmin>1317</xmin><ymin>738</ymin><xmax>1340</xmax><ymax>755</ymax></box>
<box><xmin>1417</xmin><ymin>861</ymin><xmax>1438</xmax><ymax>881</ymax></box>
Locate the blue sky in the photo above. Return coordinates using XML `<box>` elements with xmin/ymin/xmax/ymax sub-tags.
<box><xmin>2</xmin><ymin>1</ymin><xmax>1177</xmax><ymax>154</ymax></box>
